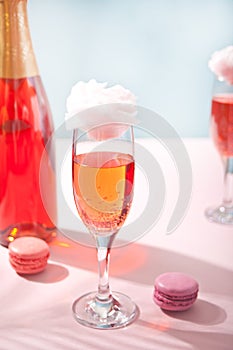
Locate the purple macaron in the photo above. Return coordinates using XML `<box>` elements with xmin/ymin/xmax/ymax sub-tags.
<box><xmin>153</xmin><ymin>272</ymin><xmax>199</xmax><ymax>311</ymax></box>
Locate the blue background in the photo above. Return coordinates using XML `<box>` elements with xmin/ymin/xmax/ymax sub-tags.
<box><xmin>28</xmin><ymin>0</ymin><xmax>233</xmax><ymax>137</ymax></box>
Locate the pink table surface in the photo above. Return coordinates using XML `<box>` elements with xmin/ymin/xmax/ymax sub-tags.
<box><xmin>0</xmin><ymin>138</ymin><xmax>232</xmax><ymax>350</ymax></box>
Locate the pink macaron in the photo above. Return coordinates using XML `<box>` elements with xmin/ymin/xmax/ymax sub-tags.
<box><xmin>153</xmin><ymin>272</ymin><xmax>199</xmax><ymax>311</ymax></box>
<box><xmin>9</xmin><ymin>237</ymin><xmax>50</xmax><ymax>274</ymax></box>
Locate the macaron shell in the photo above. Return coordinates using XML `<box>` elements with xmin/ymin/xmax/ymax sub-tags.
<box><xmin>155</xmin><ymin>272</ymin><xmax>199</xmax><ymax>296</ymax></box>
<box><xmin>153</xmin><ymin>289</ymin><xmax>197</xmax><ymax>311</ymax></box>
<box><xmin>153</xmin><ymin>295</ymin><xmax>194</xmax><ymax>311</ymax></box>
<box><xmin>9</xmin><ymin>236</ymin><xmax>50</xmax><ymax>259</ymax></box>
<box><xmin>9</xmin><ymin>255</ymin><xmax>48</xmax><ymax>274</ymax></box>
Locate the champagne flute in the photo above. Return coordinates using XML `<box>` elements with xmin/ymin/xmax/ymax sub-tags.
<box><xmin>72</xmin><ymin>124</ymin><xmax>139</xmax><ymax>329</ymax></box>
<box><xmin>205</xmin><ymin>79</ymin><xmax>233</xmax><ymax>224</ymax></box>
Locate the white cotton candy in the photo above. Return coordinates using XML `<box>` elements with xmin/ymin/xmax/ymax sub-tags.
<box><xmin>65</xmin><ymin>80</ymin><xmax>138</xmax><ymax>139</ymax></box>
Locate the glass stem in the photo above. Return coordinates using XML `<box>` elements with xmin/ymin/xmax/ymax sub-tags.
<box><xmin>95</xmin><ymin>234</ymin><xmax>115</xmax><ymax>304</ymax></box>
<box><xmin>222</xmin><ymin>157</ymin><xmax>233</xmax><ymax>208</ymax></box>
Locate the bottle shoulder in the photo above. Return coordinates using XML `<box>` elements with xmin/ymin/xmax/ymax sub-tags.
<box><xmin>0</xmin><ymin>76</ymin><xmax>54</xmax><ymax>132</ymax></box>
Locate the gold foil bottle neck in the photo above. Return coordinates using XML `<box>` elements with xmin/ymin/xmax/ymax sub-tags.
<box><xmin>0</xmin><ymin>0</ymin><xmax>39</xmax><ymax>78</ymax></box>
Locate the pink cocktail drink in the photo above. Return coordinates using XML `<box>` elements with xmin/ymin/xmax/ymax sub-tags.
<box><xmin>211</xmin><ymin>94</ymin><xmax>233</xmax><ymax>156</ymax></box>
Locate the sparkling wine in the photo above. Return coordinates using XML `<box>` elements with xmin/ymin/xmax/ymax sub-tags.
<box><xmin>0</xmin><ymin>0</ymin><xmax>57</xmax><ymax>246</ymax></box>
<box><xmin>211</xmin><ymin>94</ymin><xmax>233</xmax><ymax>156</ymax></box>
<box><xmin>0</xmin><ymin>77</ymin><xmax>57</xmax><ymax>244</ymax></box>
<box><xmin>72</xmin><ymin>152</ymin><xmax>134</xmax><ymax>235</ymax></box>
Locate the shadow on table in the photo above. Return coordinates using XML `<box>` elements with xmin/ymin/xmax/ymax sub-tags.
<box><xmin>22</xmin><ymin>263</ymin><xmax>69</xmax><ymax>283</ymax></box>
<box><xmin>50</xmin><ymin>229</ymin><xmax>233</xmax><ymax>297</ymax></box>
<box><xmin>166</xmin><ymin>329</ymin><xmax>233</xmax><ymax>350</ymax></box>
<box><xmin>162</xmin><ymin>299</ymin><xmax>227</xmax><ymax>325</ymax></box>
<box><xmin>138</xmin><ymin>318</ymin><xmax>233</xmax><ymax>350</ymax></box>
<box><xmin>0</xmin><ymin>244</ymin><xmax>69</xmax><ymax>283</ymax></box>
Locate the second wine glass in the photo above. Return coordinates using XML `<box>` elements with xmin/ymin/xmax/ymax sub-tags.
<box><xmin>72</xmin><ymin>124</ymin><xmax>139</xmax><ymax>329</ymax></box>
<box><xmin>205</xmin><ymin>78</ymin><xmax>233</xmax><ymax>224</ymax></box>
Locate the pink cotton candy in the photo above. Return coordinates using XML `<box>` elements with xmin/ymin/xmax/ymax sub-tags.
<box><xmin>208</xmin><ymin>46</ymin><xmax>233</xmax><ymax>85</ymax></box>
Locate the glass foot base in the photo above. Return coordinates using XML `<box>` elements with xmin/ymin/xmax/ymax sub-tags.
<box><xmin>72</xmin><ymin>291</ymin><xmax>139</xmax><ymax>329</ymax></box>
<box><xmin>205</xmin><ymin>205</ymin><xmax>233</xmax><ymax>225</ymax></box>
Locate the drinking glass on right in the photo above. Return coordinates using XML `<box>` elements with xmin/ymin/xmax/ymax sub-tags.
<box><xmin>205</xmin><ymin>78</ymin><xmax>233</xmax><ymax>224</ymax></box>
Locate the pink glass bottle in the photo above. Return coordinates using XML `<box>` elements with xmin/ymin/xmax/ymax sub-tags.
<box><xmin>0</xmin><ymin>0</ymin><xmax>57</xmax><ymax>246</ymax></box>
